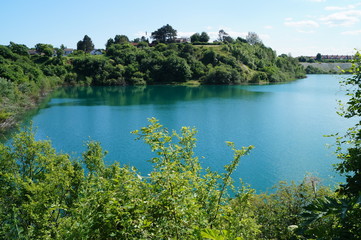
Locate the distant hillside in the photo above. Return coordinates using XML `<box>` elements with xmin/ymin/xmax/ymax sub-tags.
<box><xmin>300</xmin><ymin>62</ymin><xmax>352</xmax><ymax>74</ymax></box>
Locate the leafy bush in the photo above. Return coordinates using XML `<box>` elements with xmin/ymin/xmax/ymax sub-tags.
<box><xmin>0</xmin><ymin>119</ymin><xmax>261</xmax><ymax>239</ymax></box>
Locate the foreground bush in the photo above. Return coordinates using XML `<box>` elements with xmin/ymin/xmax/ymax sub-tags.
<box><xmin>0</xmin><ymin>118</ymin><xmax>262</xmax><ymax>239</ymax></box>
<box><xmin>1</xmin><ymin>118</ymin><xmax>347</xmax><ymax>239</ymax></box>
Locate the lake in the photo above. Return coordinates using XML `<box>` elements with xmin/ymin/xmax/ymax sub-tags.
<box><xmin>19</xmin><ymin>74</ymin><xmax>353</xmax><ymax>192</ymax></box>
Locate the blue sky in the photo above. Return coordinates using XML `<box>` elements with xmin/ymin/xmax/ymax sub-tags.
<box><xmin>1</xmin><ymin>0</ymin><xmax>360</xmax><ymax>56</ymax></box>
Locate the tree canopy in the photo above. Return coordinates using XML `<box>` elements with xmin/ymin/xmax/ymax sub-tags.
<box><xmin>77</xmin><ymin>35</ymin><xmax>94</xmax><ymax>53</ymax></box>
<box><xmin>190</xmin><ymin>32</ymin><xmax>210</xmax><ymax>43</ymax></box>
<box><xmin>151</xmin><ymin>24</ymin><xmax>177</xmax><ymax>43</ymax></box>
<box><xmin>246</xmin><ymin>32</ymin><xmax>262</xmax><ymax>45</ymax></box>
<box><xmin>35</xmin><ymin>43</ymin><xmax>54</xmax><ymax>57</ymax></box>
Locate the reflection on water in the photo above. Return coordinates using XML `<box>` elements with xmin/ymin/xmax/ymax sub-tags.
<box><xmin>47</xmin><ymin>85</ymin><xmax>268</xmax><ymax>107</ymax></box>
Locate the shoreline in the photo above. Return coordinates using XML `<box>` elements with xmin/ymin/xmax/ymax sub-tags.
<box><xmin>0</xmin><ymin>89</ymin><xmax>54</xmax><ymax>140</ymax></box>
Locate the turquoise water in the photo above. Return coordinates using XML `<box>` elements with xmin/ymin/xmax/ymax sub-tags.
<box><xmin>21</xmin><ymin>75</ymin><xmax>352</xmax><ymax>192</ymax></box>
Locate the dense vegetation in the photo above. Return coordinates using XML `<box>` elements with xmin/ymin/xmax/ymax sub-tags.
<box><xmin>0</xmin><ymin>118</ymin><xmax>335</xmax><ymax>239</ymax></box>
<box><xmin>0</xmin><ymin>52</ymin><xmax>360</xmax><ymax>239</ymax></box>
<box><xmin>0</xmin><ymin>43</ymin><xmax>62</xmax><ymax>134</ymax></box>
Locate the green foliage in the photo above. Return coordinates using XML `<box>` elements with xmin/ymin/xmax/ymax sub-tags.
<box><xmin>297</xmin><ymin>52</ymin><xmax>361</xmax><ymax>239</ymax></box>
<box><xmin>106</xmin><ymin>35</ymin><xmax>130</xmax><ymax>49</ymax></box>
<box><xmin>200</xmin><ymin>32</ymin><xmax>210</xmax><ymax>43</ymax></box>
<box><xmin>204</xmin><ymin>64</ymin><xmax>242</xmax><ymax>84</ymax></box>
<box><xmin>8</xmin><ymin>42</ymin><xmax>29</xmax><ymax>56</ymax></box>
<box><xmin>276</xmin><ymin>54</ymin><xmax>306</xmax><ymax>79</ymax></box>
<box><xmin>0</xmin><ymin>119</ymin><xmax>261</xmax><ymax>239</ymax></box>
<box><xmin>77</xmin><ymin>35</ymin><xmax>95</xmax><ymax>53</ymax></box>
<box><xmin>191</xmin><ymin>32</ymin><xmax>210</xmax><ymax>43</ymax></box>
<box><xmin>0</xmin><ymin>44</ymin><xmax>65</xmax><ymax>134</ymax></box>
<box><xmin>151</xmin><ymin>24</ymin><xmax>177</xmax><ymax>43</ymax></box>
<box><xmin>335</xmin><ymin>52</ymin><xmax>361</xmax><ymax>196</ymax></box>
<box><xmin>35</xmin><ymin>43</ymin><xmax>54</xmax><ymax>57</ymax></box>
<box><xmin>190</xmin><ymin>32</ymin><xmax>201</xmax><ymax>43</ymax></box>
<box><xmin>246</xmin><ymin>32</ymin><xmax>262</xmax><ymax>45</ymax></box>
<box><xmin>0</xmin><ymin>127</ymin><xmax>81</xmax><ymax>239</ymax></box>
<box><xmin>252</xmin><ymin>176</ymin><xmax>333</xmax><ymax>240</ymax></box>
<box><xmin>301</xmin><ymin>195</ymin><xmax>361</xmax><ymax>239</ymax></box>
<box><xmin>305</xmin><ymin>65</ymin><xmax>331</xmax><ymax>74</ymax></box>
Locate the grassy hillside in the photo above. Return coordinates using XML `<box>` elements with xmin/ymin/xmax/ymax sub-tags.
<box><xmin>301</xmin><ymin>62</ymin><xmax>352</xmax><ymax>74</ymax></box>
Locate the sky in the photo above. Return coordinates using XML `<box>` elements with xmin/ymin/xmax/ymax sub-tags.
<box><xmin>1</xmin><ymin>0</ymin><xmax>360</xmax><ymax>56</ymax></box>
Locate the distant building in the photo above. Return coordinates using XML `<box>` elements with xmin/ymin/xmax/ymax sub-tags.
<box><xmin>63</xmin><ymin>48</ymin><xmax>74</xmax><ymax>56</ymax></box>
<box><xmin>175</xmin><ymin>37</ymin><xmax>190</xmax><ymax>43</ymax></box>
<box><xmin>321</xmin><ymin>55</ymin><xmax>353</xmax><ymax>60</ymax></box>
<box><xmin>90</xmin><ymin>49</ymin><xmax>103</xmax><ymax>55</ymax></box>
<box><xmin>28</xmin><ymin>49</ymin><xmax>37</xmax><ymax>55</ymax></box>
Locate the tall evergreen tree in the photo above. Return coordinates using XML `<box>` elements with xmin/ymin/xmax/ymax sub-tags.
<box><xmin>151</xmin><ymin>24</ymin><xmax>177</xmax><ymax>43</ymax></box>
<box><xmin>77</xmin><ymin>35</ymin><xmax>94</xmax><ymax>53</ymax></box>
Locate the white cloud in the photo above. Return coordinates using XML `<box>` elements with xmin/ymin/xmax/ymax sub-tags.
<box><xmin>341</xmin><ymin>29</ymin><xmax>361</xmax><ymax>35</ymax></box>
<box><xmin>320</xmin><ymin>10</ymin><xmax>361</xmax><ymax>26</ymax></box>
<box><xmin>325</xmin><ymin>3</ymin><xmax>361</xmax><ymax>11</ymax></box>
<box><xmin>264</xmin><ymin>25</ymin><xmax>273</xmax><ymax>29</ymax></box>
<box><xmin>284</xmin><ymin>19</ymin><xmax>320</xmax><ymax>28</ymax></box>
<box><xmin>325</xmin><ymin>6</ymin><xmax>350</xmax><ymax>11</ymax></box>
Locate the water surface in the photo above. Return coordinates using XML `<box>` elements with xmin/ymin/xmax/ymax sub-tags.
<box><xmin>20</xmin><ymin>75</ymin><xmax>352</xmax><ymax>192</ymax></box>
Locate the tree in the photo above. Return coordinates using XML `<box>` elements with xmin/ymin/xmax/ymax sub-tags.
<box><xmin>190</xmin><ymin>33</ymin><xmax>200</xmax><ymax>43</ymax></box>
<box><xmin>77</xmin><ymin>35</ymin><xmax>94</xmax><ymax>53</ymax></box>
<box><xmin>246</xmin><ymin>32</ymin><xmax>262</xmax><ymax>45</ymax></box>
<box><xmin>236</xmin><ymin>37</ymin><xmax>247</xmax><ymax>43</ymax></box>
<box><xmin>199</xmin><ymin>32</ymin><xmax>210</xmax><ymax>43</ymax></box>
<box><xmin>105</xmin><ymin>38</ymin><xmax>114</xmax><ymax>49</ymax></box>
<box><xmin>151</xmin><ymin>24</ymin><xmax>177</xmax><ymax>43</ymax></box>
<box><xmin>114</xmin><ymin>35</ymin><xmax>129</xmax><ymax>44</ymax></box>
<box><xmin>8</xmin><ymin>42</ymin><xmax>29</xmax><ymax>56</ymax></box>
<box><xmin>315</xmin><ymin>53</ymin><xmax>322</xmax><ymax>61</ymax></box>
<box><xmin>0</xmin><ymin>127</ymin><xmax>82</xmax><ymax>239</ymax></box>
<box><xmin>204</xmin><ymin>65</ymin><xmax>241</xmax><ymax>84</ymax></box>
<box><xmin>218</xmin><ymin>29</ymin><xmax>229</xmax><ymax>42</ymax></box>
<box><xmin>132</xmin><ymin>38</ymin><xmax>141</xmax><ymax>43</ymax></box>
<box><xmin>35</xmin><ymin>43</ymin><xmax>54</xmax><ymax>57</ymax></box>
<box><xmin>163</xmin><ymin>55</ymin><xmax>192</xmax><ymax>82</ymax></box>
<box><xmin>223</xmin><ymin>35</ymin><xmax>234</xmax><ymax>43</ymax></box>
<box><xmin>140</xmin><ymin>36</ymin><xmax>149</xmax><ymax>43</ymax></box>
<box><xmin>191</xmin><ymin>32</ymin><xmax>210</xmax><ymax>43</ymax></box>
